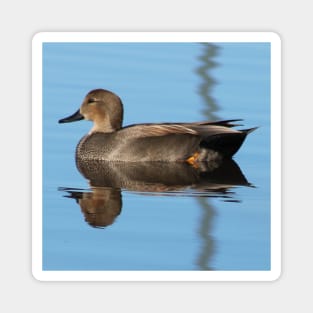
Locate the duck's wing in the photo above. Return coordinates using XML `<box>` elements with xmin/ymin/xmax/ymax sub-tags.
<box><xmin>122</xmin><ymin>119</ymin><xmax>244</xmax><ymax>138</ymax></box>
<box><xmin>120</xmin><ymin>120</ymin><xmax>257</xmax><ymax>160</ymax></box>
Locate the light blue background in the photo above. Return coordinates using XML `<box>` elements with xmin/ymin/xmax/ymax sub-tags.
<box><xmin>42</xmin><ymin>42</ymin><xmax>271</xmax><ymax>270</ymax></box>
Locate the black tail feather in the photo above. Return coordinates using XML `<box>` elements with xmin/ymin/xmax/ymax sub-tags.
<box><xmin>240</xmin><ymin>126</ymin><xmax>259</xmax><ymax>134</ymax></box>
<box><xmin>201</xmin><ymin>128</ymin><xmax>256</xmax><ymax>158</ymax></box>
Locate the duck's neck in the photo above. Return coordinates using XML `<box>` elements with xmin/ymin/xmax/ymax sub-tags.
<box><xmin>89</xmin><ymin>117</ymin><xmax>121</xmax><ymax>134</ymax></box>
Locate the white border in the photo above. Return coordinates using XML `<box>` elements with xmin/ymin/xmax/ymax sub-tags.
<box><xmin>32</xmin><ymin>32</ymin><xmax>281</xmax><ymax>281</ymax></box>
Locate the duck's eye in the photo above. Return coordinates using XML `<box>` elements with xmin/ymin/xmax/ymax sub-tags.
<box><xmin>87</xmin><ymin>98</ymin><xmax>96</xmax><ymax>104</ymax></box>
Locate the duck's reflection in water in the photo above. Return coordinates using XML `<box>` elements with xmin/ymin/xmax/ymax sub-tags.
<box><xmin>62</xmin><ymin>187</ymin><xmax>122</xmax><ymax>228</ymax></box>
<box><xmin>59</xmin><ymin>159</ymin><xmax>251</xmax><ymax>228</ymax></box>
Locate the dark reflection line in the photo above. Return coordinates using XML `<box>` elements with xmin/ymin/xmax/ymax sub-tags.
<box><xmin>196</xmin><ymin>43</ymin><xmax>221</xmax><ymax>121</ymax></box>
<box><xmin>196</xmin><ymin>197</ymin><xmax>216</xmax><ymax>270</ymax></box>
<box><xmin>195</xmin><ymin>43</ymin><xmax>221</xmax><ymax>270</ymax></box>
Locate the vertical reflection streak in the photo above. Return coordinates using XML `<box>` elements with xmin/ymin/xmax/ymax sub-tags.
<box><xmin>195</xmin><ymin>43</ymin><xmax>220</xmax><ymax>270</ymax></box>
<box><xmin>196</xmin><ymin>43</ymin><xmax>220</xmax><ymax>121</ymax></box>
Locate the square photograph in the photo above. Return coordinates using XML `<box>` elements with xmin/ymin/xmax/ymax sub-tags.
<box><xmin>32</xmin><ymin>32</ymin><xmax>281</xmax><ymax>281</ymax></box>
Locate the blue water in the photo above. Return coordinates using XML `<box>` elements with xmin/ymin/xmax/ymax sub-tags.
<box><xmin>42</xmin><ymin>42</ymin><xmax>271</xmax><ymax>271</ymax></box>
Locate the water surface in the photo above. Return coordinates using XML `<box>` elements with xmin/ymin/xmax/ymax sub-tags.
<box><xmin>42</xmin><ymin>42</ymin><xmax>271</xmax><ymax>271</ymax></box>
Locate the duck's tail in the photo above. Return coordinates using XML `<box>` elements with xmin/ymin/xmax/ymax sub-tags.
<box><xmin>201</xmin><ymin>126</ymin><xmax>258</xmax><ymax>158</ymax></box>
<box><xmin>240</xmin><ymin>126</ymin><xmax>259</xmax><ymax>134</ymax></box>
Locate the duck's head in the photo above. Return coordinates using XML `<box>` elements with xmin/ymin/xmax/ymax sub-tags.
<box><xmin>59</xmin><ymin>89</ymin><xmax>124</xmax><ymax>133</ymax></box>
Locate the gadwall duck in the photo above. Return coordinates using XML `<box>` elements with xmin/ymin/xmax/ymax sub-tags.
<box><xmin>59</xmin><ymin>89</ymin><xmax>257</xmax><ymax>164</ymax></box>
